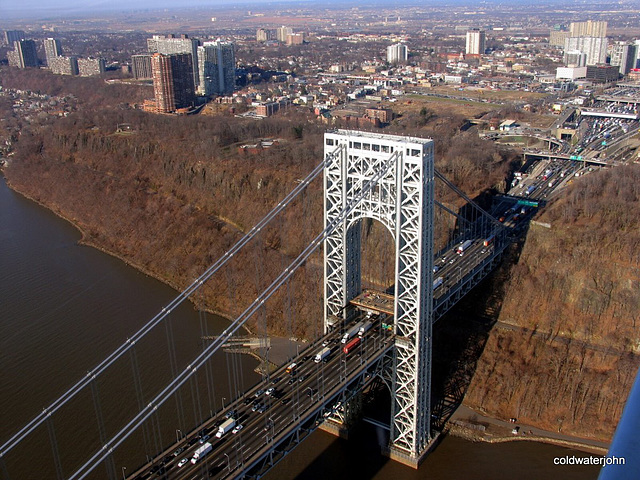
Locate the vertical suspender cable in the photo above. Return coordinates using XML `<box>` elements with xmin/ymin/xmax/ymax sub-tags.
<box><xmin>45</xmin><ymin>415</ymin><xmax>63</xmax><ymax>480</ymax></box>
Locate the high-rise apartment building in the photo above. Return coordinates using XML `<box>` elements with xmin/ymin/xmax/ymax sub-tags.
<box><xmin>386</xmin><ymin>43</ymin><xmax>408</xmax><ymax>63</ymax></box>
<box><xmin>148</xmin><ymin>34</ymin><xmax>200</xmax><ymax>87</ymax></box>
<box><xmin>132</xmin><ymin>54</ymin><xmax>153</xmax><ymax>79</ymax></box>
<box><xmin>49</xmin><ymin>56</ymin><xmax>79</xmax><ymax>75</ymax></box>
<box><xmin>8</xmin><ymin>39</ymin><xmax>38</xmax><ymax>68</ymax></box>
<box><xmin>4</xmin><ymin>30</ymin><xmax>25</xmax><ymax>45</ymax></box>
<box><xmin>78</xmin><ymin>57</ymin><xmax>106</xmax><ymax>76</ymax></box>
<box><xmin>256</xmin><ymin>28</ymin><xmax>274</xmax><ymax>42</ymax></box>
<box><xmin>286</xmin><ymin>33</ymin><xmax>304</xmax><ymax>46</ymax></box>
<box><xmin>466</xmin><ymin>29</ymin><xmax>486</xmax><ymax>55</ymax></box>
<box><xmin>610</xmin><ymin>42</ymin><xmax>638</xmax><ymax>75</ymax></box>
<box><xmin>151</xmin><ymin>53</ymin><xmax>196</xmax><ymax>113</ymax></box>
<box><xmin>197</xmin><ymin>40</ymin><xmax>235</xmax><ymax>96</ymax></box>
<box><xmin>569</xmin><ymin>20</ymin><xmax>607</xmax><ymax>38</ymax></box>
<box><xmin>44</xmin><ymin>38</ymin><xmax>63</xmax><ymax>66</ymax></box>
<box><xmin>276</xmin><ymin>26</ymin><xmax>293</xmax><ymax>42</ymax></box>
<box><xmin>549</xmin><ymin>28</ymin><xmax>570</xmax><ymax>47</ymax></box>
<box><xmin>564</xmin><ymin>36</ymin><xmax>608</xmax><ymax>66</ymax></box>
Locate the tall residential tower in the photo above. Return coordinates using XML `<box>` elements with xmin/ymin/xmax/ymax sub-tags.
<box><xmin>466</xmin><ymin>29</ymin><xmax>486</xmax><ymax>55</ymax></box>
<box><xmin>197</xmin><ymin>40</ymin><xmax>235</xmax><ymax>97</ymax></box>
<box><xmin>148</xmin><ymin>34</ymin><xmax>200</xmax><ymax>88</ymax></box>
<box><xmin>387</xmin><ymin>43</ymin><xmax>408</xmax><ymax>64</ymax></box>
<box><xmin>151</xmin><ymin>53</ymin><xmax>196</xmax><ymax>113</ymax></box>
<box><xmin>8</xmin><ymin>39</ymin><xmax>38</xmax><ymax>68</ymax></box>
<box><xmin>44</xmin><ymin>38</ymin><xmax>63</xmax><ymax>66</ymax></box>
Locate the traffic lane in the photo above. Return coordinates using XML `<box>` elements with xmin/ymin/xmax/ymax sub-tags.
<box><xmin>203</xmin><ymin>330</ymin><xmax>387</xmax><ymax>479</ymax></box>
<box><xmin>137</xmin><ymin>333</ymin><xmax>343</xmax><ymax>479</ymax></box>
<box><xmin>207</xmin><ymin>334</ymin><xmax>389</xmax><ymax>479</ymax></box>
<box><xmin>139</xmin><ymin>317</ymin><xmax>387</xmax><ymax>479</ymax></box>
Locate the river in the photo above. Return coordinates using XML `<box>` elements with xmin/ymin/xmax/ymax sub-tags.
<box><xmin>0</xmin><ymin>175</ymin><xmax>600</xmax><ymax>479</ymax></box>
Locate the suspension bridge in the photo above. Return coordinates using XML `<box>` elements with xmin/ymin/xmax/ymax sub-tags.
<box><xmin>0</xmin><ymin>130</ymin><xmax>513</xmax><ymax>480</ymax></box>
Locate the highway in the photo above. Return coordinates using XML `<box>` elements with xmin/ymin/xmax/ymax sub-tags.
<box><xmin>131</xmin><ymin>322</ymin><xmax>394</xmax><ymax>480</ymax></box>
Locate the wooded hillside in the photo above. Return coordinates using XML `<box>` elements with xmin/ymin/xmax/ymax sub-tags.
<box><xmin>465</xmin><ymin>166</ymin><xmax>640</xmax><ymax>440</ymax></box>
<box><xmin>1</xmin><ymin>67</ymin><xmax>513</xmax><ymax>337</ymax></box>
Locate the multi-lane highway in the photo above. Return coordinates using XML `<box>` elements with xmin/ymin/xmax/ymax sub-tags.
<box><xmin>131</xmin><ymin>321</ymin><xmax>394</xmax><ymax>480</ymax></box>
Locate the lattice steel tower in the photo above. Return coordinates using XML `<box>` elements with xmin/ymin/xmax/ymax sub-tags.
<box><xmin>323</xmin><ymin>129</ymin><xmax>435</xmax><ymax>466</ymax></box>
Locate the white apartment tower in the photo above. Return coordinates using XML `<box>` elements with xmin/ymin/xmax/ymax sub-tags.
<box><xmin>466</xmin><ymin>29</ymin><xmax>486</xmax><ymax>55</ymax></box>
<box><xmin>197</xmin><ymin>40</ymin><xmax>236</xmax><ymax>96</ymax></box>
<box><xmin>276</xmin><ymin>26</ymin><xmax>293</xmax><ymax>42</ymax></box>
<box><xmin>610</xmin><ymin>42</ymin><xmax>638</xmax><ymax>75</ymax></box>
<box><xmin>564</xmin><ymin>36</ymin><xmax>608</xmax><ymax>66</ymax></box>
<box><xmin>44</xmin><ymin>38</ymin><xmax>62</xmax><ymax>65</ymax></box>
<box><xmin>386</xmin><ymin>43</ymin><xmax>408</xmax><ymax>64</ymax></box>
<box><xmin>569</xmin><ymin>20</ymin><xmax>607</xmax><ymax>38</ymax></box>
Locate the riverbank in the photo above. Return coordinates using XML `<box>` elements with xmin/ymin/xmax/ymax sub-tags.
<box><xmin>1</xmin><ymin>172</ymin><xmax>253</xmax><ymax>334</ymax></box>
<box><xmin>448</xmin><ymin>404</ymin><xmax>610</xmax><ymax>455</ymax></box>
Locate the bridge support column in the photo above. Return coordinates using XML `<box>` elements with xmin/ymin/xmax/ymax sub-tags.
<box><xmin>323</xmin><ymin>130</ymin><xmax>435</xmax><ymax>467</ymax></box>
<box><xmin>319</xmin><ymin>389</ymin><xmax>363</xmax><ymax>439</ymax></box>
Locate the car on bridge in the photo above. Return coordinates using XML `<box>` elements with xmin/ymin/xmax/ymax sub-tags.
<box><xmin>172</xmin><ymin>447</ymin><xmax>184</xmax><ymax>457</ymax></box>
<box><xmin>232</xmin><ymin>424</ymin><xmax>244</xmax><ymax>434</ymax></box>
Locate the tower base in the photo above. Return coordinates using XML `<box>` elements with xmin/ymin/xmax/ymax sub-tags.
<box><xmin>382</xmin><ymin>432</ymin><xmax>442</xmax><ymax>469</ymax></box>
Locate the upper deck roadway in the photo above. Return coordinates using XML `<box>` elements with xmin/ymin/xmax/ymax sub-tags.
<box><xmin>130</xmin><ymin>323</ymin><xmax>394</xmax><ymax>480</ymax></box>
<box><xmin>130</xmin><ymin>231</ymin><xmax>509</xmax><ymax>480</ymax></box>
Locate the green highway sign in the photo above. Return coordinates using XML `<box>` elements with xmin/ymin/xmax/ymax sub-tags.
<box><xmin>517</xmin><ymin>200</ymin><xmax>539</xmax><ymax>207</ymax></box>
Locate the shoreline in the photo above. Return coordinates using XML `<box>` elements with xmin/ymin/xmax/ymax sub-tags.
<box><xmin>446</xmin><ymin>423</ymin><xmax>609</xmax><ymax>456</ymax></box>
<box><xmin>447</xmin><ymin>404</ymin><xmax>610</xmax><ymax>455</ymax></box>
<box><xmin>1</xmin><ymin>172</ymin><xmax>251</xmax><ymax>334</ymax></box>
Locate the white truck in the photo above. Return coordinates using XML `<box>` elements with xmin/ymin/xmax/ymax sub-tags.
<box><xmin>191</xmin><ymin>442</ymin><xmax>213</xmax><ymax>464</ymax></box>
<box><xmin>314</xmin><ymin>347</ymin><xmax>331</xmax><ymax>363</ymax></box>
<box><xmin>215</xmin><ymin>418</ymin><xmax>236</xmax><ymax>438</ymax></box>
<box><xmin>433</xmin><ymin>277</ymin><xmax>444</xmax><ymax>290</ymax></box>
<box><xmin>456</xmin><ymin>240</ymin><xmax>472</xmax><ymax>255</ymax></box>
<box><xmin>341</xmin><ymin>321</ymin><xmax>363</xmax><ymax>344</ymax></box>
<box><xmin>358</xmin><ymin>320</ymin><xmax>373</xmax><ymax>337</ymax></box>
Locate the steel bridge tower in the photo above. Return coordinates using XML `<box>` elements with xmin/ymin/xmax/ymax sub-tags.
<box><xmin>323</xmin><ymin>129</ymin><xmax>435</xmax><ymax>467</ymax></box>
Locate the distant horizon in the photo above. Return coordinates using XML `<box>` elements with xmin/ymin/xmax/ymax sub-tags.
<box><xmin>2</xmin><ymin>0</ymin><xmax>634</xmax><ymax>22</ymax></box>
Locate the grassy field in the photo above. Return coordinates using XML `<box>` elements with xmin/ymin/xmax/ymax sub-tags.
<box><xmin>394</xmin><ymin>95</ymin><xmax>497</xmax><ymax>118</ymax></box>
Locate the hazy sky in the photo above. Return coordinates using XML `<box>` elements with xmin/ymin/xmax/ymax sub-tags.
<box><xmin>0</xmin><ymin>0</ymin><xmax>256</xmax><ymax>19</ymax></box>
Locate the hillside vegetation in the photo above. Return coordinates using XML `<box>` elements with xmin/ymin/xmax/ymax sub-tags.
<box><xmin>465</xmin><ymin>165</ymin><xmax>640</xmax><ymax>440</ymax></box>
<box><xmin>1</xmin><ymin>67</ymin><xmax>513</xmax><ymax>338</ymax></box>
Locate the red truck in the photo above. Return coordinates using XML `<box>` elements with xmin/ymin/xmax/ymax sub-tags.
<box><xmin>343</xmin><ymin>337</ymin><xmax>362</xmax><ymax>355</ymax></box>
